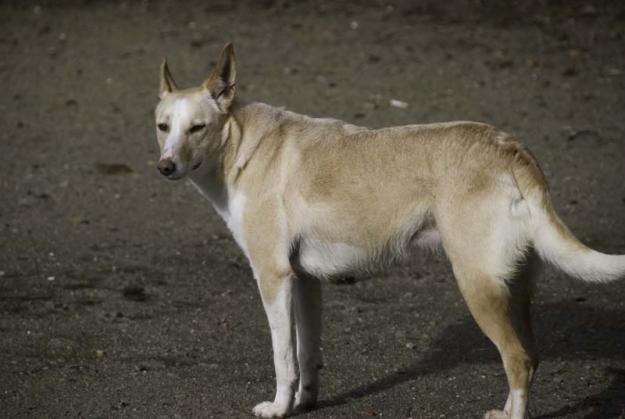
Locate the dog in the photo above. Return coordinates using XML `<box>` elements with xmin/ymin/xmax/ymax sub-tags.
<box><xmin>153</xmin><ymin>43</ymin><xmax>625</xmax><ymax>418</ymax></box>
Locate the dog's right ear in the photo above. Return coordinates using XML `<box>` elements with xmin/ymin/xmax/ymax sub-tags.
<box><xmin>160</xmin><ymin>57</ymin><xmax>178</xmax><ymax>98</ymax></box>
<box><xmin>203</xmin><ymin>43</ymin><xmax>236</xmax><ymax>112</ymax></box>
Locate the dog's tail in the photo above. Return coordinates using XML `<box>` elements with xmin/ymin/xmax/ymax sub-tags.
<box><xmin>530</xmin><ymin>199</ymin><xmax>625</xmax><ymax>282</ymax></box>
<box><xmin>512</xmin><ymin>149</ymin><xmax>625</xmax><ymax>283</ymax></box>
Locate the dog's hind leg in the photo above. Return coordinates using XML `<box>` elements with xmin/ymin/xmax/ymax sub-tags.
<box><xmin>293</xmin><ymin>274</ymin><xmax>322</xmax><ymax>411</ymax></box>
<box><xmin>436</xmin><ymin>187</ymin><xmax>539</xmax><ymax>418</ymax></box>
<box><xmin>452</xmin><ymin>260</ymin><xmax>538</xmax><ymax>419</ymax></box>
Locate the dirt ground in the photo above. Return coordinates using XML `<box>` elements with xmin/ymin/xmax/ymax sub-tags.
<box><xmin>1</xmin><ymin>1</ymin><xmax>624</xmax><ymax>418</ymax></box>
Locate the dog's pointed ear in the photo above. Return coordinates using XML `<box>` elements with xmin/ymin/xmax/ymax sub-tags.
<box><xmin>160</xmin><ymin>57</ymin><xmax>178</xmax><ymax>98</ymax></box>
<box><xmin>203</xmin><ymin>43</ymin><xmax>236</xmax><ymax>112</ymax></box>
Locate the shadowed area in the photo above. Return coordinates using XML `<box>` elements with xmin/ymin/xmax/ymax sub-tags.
<box><xmin>317</xmin><ymin>301</ymin><xmax>625</xmax><ymax>417</ymax></box>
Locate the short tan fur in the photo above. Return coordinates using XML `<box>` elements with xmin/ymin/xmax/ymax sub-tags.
<box><xmin>154</xmin><ymin>44</ymin><xmax>625</xmax><ymax>419</ymax></box>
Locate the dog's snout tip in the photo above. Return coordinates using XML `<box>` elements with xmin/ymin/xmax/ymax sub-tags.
<box><xmin>157</xmin><ymin>158</ymin><xmax>176</xmax><ymax>176</ymax></box>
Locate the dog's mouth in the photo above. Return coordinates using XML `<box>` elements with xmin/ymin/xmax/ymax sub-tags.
<box><xmin>166</xmin><ymin>172</ymin><xmax>183</xmax><ymax>181</ymax></box>
<box><xmin>192</xmin><ymin>160</ymin><xmax>202</xmax><ymax>171</ymax></box>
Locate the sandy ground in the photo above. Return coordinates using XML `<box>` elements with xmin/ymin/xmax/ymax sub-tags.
<box><xmin>1</xmin><ymin>1</ymin><xmax>624</xmax><ymax>418</ymax></box>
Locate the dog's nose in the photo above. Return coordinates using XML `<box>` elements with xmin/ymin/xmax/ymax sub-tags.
<box><xmin>157</xmin><ymin>158</ymin><xmax>176</xmax><ymax>176</ymax></box>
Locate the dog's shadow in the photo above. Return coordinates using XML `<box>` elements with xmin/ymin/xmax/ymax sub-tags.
<box><xmin>316</xmin><ymin>301</ymin><xmax>625</xmax><ymax>418</ymax></box>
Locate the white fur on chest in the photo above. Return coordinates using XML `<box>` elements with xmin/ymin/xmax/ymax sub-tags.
<box><xmin>190</xmin><ymin>175</ymin><xmax>249</xmax><ymax>257</ymax></box>
<box><xmin>224</xmin><ymin>189</ymin><xmax>249</xmax><ymax>257</ymax></box>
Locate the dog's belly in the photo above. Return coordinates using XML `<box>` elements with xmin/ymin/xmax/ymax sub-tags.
<box><xmin>297</xmin><ymin>238</ymin><xmax>372</xmax><ymax>278</ymax></box>
<box><xmin>293</xmin><ymin>206</ymin><xmax>440</xmax><ymax>278</ymax></box>
<box><xmin>296</xmin><ymin>228</ymin><xmax>440</xmax><ymax>278</ymax></box>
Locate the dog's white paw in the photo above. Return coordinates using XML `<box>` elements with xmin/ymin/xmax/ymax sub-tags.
<box><xmin>484</xmin><ymin>410</ymin><xmax>509</xmax><ymax>419</ymax></box>
<box><xmin>252</xmin><ymin>401</ymin><xmax>290</xmax><ymax>418</ymax></box>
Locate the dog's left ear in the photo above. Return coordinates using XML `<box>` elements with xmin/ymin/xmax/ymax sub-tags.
<box><xmin>204</xmin><ymin>43</ymin><xmax>236</xmax><ymax>112</ymax></box>
<box><xmin>160</xmin><ymin>57</ymin><xmax>178</xmax><ymax>98</ymax></box>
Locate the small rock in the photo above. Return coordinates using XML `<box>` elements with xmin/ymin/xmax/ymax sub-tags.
<box><xmin>568</xmin><ymin>49</ymin><xmax>581</xmax><ymax>58</ymax></box>
<box><xmin>315</xmin><ymin>75</ymin><xmax>328</xmax><ymax>84</ymax></box>
<box><xmin>389</xmin><ymin>99</ymin><xmax>409</xmax><ymax>109</ymax></box>
<box><xmin>567</xmin><ymin>129</ymin><xmax>601</xmax><ymax>142</ymax></box>
<box><xmin>96</xmin><ymin>163</ymin><xmax>133</xmax><ymax>175</ymax></box>
<box><xmin>562</xmin><ymin>67</ymin><xmax>577</xmax><ymax>77</ymax></box>
<box><xmin>496</xmin><ymin>59</ymin><xmax>514</xmax><ymax>69</ymax></box>
<box><xmin>122</xmin><ymin>285</ymin><xmax>147</xmax><ymax>302</ymax></box>
<box><xmin>283</xmin><ymin>67</ymin><xmax>299</xmax><ymax>75</ymax></box>
<box><xmin>580</xmin><ymin>4</ymin><xmax>597</xmax><ymax>16</ymax></box>
<box><xmin>606</xmin><ymin>67</ymin><xmax>623</xmax><ymax>77</ymax></box>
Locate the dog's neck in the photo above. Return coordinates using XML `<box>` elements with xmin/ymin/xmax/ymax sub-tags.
<box><xmin>224</xmin><ymin>99</ymin><xmax>277</xmax><ymax>180</ymax></box>
<box><xmin>188</xmin><ymin>98</ymin><xmax>280</xmax><ymax>216</ymax></box>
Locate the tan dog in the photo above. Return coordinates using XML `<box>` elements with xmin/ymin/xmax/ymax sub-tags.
<box><xmin>154</xmin><ymin>44</ymin><xmax>625</xmax><ymax>419</ymax></box>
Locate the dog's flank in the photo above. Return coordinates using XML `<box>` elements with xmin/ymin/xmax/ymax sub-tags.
<box><xmin>154</xmin><ymin>43</ymin><xmax>625</xmax><ymax>419</ymax></box>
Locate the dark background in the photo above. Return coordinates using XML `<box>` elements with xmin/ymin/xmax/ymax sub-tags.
<box><xmin>1</xmin><ymin>1</ymin><xmax>624</xmax><ymax>417</ymax></box>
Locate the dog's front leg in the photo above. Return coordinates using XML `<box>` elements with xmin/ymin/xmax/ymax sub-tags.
<box><xmin>253</xmin><ymin>272</ymin><xmax>297</xmax><ymax>418</ymax></box>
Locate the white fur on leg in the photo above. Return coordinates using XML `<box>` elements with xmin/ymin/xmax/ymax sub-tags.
<box><xmin>253</xmin><ymin>278</ymin><xmax>297</xmax><ymax>418</ymax></box>
<box><xmin>509</xmin><ymin>389</ymin><xmax>529</xmax><ymax>419</ymax></box>
<box><xmin>484</xmin><ymin>410</ymin><xmax>509</xmax><ymax>419</ymax></box>
<box><xmin>293</xmin><ymin>275</ymin><xmax>322</xmax><ymax>411</ymax></box>
<box><xmin>484</xmin><ymin>390</ymin><xmax>529</xmax><ymax>419</ymax></box>
<box><xmin>504</xmin><ymin>392</ymin><xmax>512</xmax><ymax>415</ymax></box>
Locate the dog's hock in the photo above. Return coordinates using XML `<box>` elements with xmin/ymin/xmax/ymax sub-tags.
<box><xmin>204</xmin><ymin>43</ymin><xmax>236</xmax><ymax>112</ymax></box>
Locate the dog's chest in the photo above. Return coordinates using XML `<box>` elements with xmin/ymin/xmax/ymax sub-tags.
<box><xmin>223</xmin><ymin>190</ymin><xmax>249</xmax><ymax>255</ymax></box>
<box><xmin>191</xmin><ymin>177</ymin><xmax>249</xmax><ymax>256</ymax></box>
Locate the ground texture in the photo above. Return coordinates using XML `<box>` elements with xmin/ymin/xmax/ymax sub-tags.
<box><xmin>1</xmin><ymin>1</ymin><xmax>624</xmax><ymax>418</ymax></box>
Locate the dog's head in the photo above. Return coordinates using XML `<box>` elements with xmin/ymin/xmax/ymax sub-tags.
<box><xmin>154</xmin><ymin>43</ymin><xmax>236</xmax><ymax>180</ymax></box>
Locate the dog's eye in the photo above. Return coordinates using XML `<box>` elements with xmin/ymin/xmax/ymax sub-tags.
<box><xmin>189</xmin><ymin>124</ymin><xmax>206</xmax><ymax>134</ymax></box>
<box><xmin>157</xmin><ymin>123</ymin><xmax>169</xmax><ymax>132</ymax></box>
